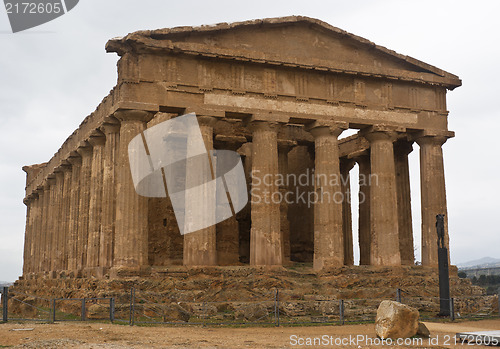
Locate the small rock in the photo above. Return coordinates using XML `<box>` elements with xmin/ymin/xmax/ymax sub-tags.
<box><xmin>375</xmin><ymin>300</ymin><xmax>419</xmax><ymax>339</ymax></box>
<box><xmin>417</xmin><ymin>322</ymin><xmax>430</xmax><ymax>338</ymax></box>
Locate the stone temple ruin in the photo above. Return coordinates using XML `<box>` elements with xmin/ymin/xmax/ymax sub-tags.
<box><xmin>20</xmin><ymin>16</ymin><xmax>460</xmax><ymax>281</ymax></box>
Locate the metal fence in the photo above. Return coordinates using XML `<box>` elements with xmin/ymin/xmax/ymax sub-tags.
<box><xmin>1</xmin><ymin>286</ymin><xmax>499</xmax><ymax>326</ymax></box>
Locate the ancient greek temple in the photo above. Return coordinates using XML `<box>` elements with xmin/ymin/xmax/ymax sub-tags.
<box><xmin>21</xmin><ymin>17</ymin><xmax>460</xmax><ymax>279</ymax></box>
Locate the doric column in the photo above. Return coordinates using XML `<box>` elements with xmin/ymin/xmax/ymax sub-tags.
<box><xmin>213</xmin><ymin>135</ymin><xmax>247</xmax><ymax>266</ymax></box>
<box><xmin>183</xmin><ymin>115</ymin><xmax>218</xmax><ymax>266</ymax></box>
<box><xmin>86</xmin><ymin>132</ymin><xmax>106</xmax><ymax>272</ymax></box>
<box><xmin>363</xmin><ymin>126</ymin><xmax>401</xmax><ymax>266</ymax></box>
<box><xmin>35</xmin><ymin>187</ymin><xmax>46</xmax><ymax>274</ymax></box>
<box><xmin>22</xmin><ymin>197</ymin><xmax>33</xmax><ymax>276</ymax></box>
<box><xmin>100</xmin><ymin>123</ymin><xmax>120</xmax><ymax>271</ymax></box>
<box><xmin>308</xmin><ymin>122</ymin><xmax>346</xmax><ymax>270</ymax></box>
<box><xmin>340</xmin><ymin>158</ymin><xmax>355</xmax><ymax>266</ymax></box>
<box><xmin>278</xmin><ymin>142</ymin><xmax>294</xmax><ymax>264</ymax></box>
<box><xmin>58</xmin><ymin>165</ymin><xmax>72</xmax><ymax>272</ymax></box>
<box><xmin>394</xmin><ymin>139</ymin><xmax>414</xmax><ymax>265</ymax></box>
<box><xmin>249</xmin><ymin>121</ymin><xmax>282</xmax><ymax>266</ymax></box>
<box><xmin>67</xmin><ymin>156</ymin><xmax>81</xmax><ymax>273</ymax></box>
<box><xmin>415</xmin><ymin>134</ymin><xmax>451</xmax><ymax>266</ymax></box>
<box><xmin>46</xmin><ymin>177</ymin><xmax>57</xmax><ymax>275</ymax></box>
<box><xmin>30</xmin><ymin>193</ymin><xmax>41</xmax><ymax>275</ymax></box>
<box><xmin>76</xmin><ymin>143</ymin><xmax>93</xmax><ymax>273</ymax></box>
<box><xmin>354</xmin><ymin>154</ymin><xmax>371</xmax><ymax>265</ymax></box>
<box><xmin>23</xmin><ymin>194</ymin><xmax>34</xmax><ymax>275</ymax></box>
<box><xmin>51</xmin><ymin>170</ymin><xmax>65</xmax><ymax>273</ymax></box>
<box><xmin>112</xmin><ymin>109</ymin><xmax>152</xmax><ymax>273</ymax></box>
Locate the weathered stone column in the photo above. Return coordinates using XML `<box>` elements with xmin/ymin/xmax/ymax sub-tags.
<box><xmin>100</xmin><ymin>123</ymin><xmax>120</xmax><ymax>272</ymax></box>
<box><xmin>394</xmin><ymin>139</ymin><xmax>414</xmax><ymax>265</ymax></box>
<box><xmin>46</xmin><ymin>177</ymin><xmax>57</xmax><ymax>275</ymax></box>
<box><xmin>249</xmin><ymin>121</ymin><xmax>282</xmax><ymax>266</ymax></box>
<box><xmin>340</xmin><ymin>158</ymin><xmax>355</xmax><ymax>266</ymax></box>
<box><xmin>416</xmin><ymin>134</ymin><xmax>451</xmax><ymax>266</ymax></box>
<box><xmin>278</xmin><ymin>142</ymin><xmax>294</xmax><ymax>264</ymax></box>
<box><xmin>183</xmin><ymin>116</ymin><xmax>218</xmax><ymax>266</ymax></box>
<box><xmin>112</xmin><ymin>110</ymin><xmax>152</xmax><ymax>274</ymax></box>
<box><xmin>76</xmin><ymin>143</ymin><xmax>93</xmax><ymax>273</ymax></box>
<box><xmin>29</xmin><ymin>193</ymin><xmax>40</xmax><ymax>276</ymax></box>
<box><xmin>213</xmin><ymin>135</ymin><xmax>247</xmax><ymax>266</ymax></box>
<box><xmin>67</xmin><ymin>156</ymin><xmax>81</xmax><ymax>274</ymax></box>
<box><xmin>59</xmin><ymin>165</ymin><xmax>72</xmax><ymax>273</ymax></box>
<box><xmin>354</xmin><ymin>153</ymin><xmax>371</xmax><ymax>265</ymax></box>
<box><xmin>309</xmin><ymin>122</ymin><xmax>346</xmax><ymax>270</ymax></box>
<box><xmin>86</xmin><ymin>132</ymin><xmax>106</xmax><ymax>273</ymax></box>
<box><xmin>22</xmin><ymin>197</ymin><xmax>33</xmax><ymax>276</ymax></box>
<box><xmin>35</xmin><ymin>187</ymin><xmax>47</xmax><ymax>274</ymax></box>
<box><xmin>363</xmin><ymin>126</ymin><xmax>401</xmax><ymax>266</ymax></box>
<box><xmin>34</xmin><ymin>190</ymin><xmax>43</xmax><ymax>274</ymax></box>
<box><xmin>51</xmin><ymin>170</ymin><xmax>65</xmax><ymax>273</ymax></box>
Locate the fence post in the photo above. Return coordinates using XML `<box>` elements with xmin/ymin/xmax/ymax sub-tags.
<box><xmin>81</xmin><ymin>298</ymin><xmax>86</xmax><ymax>321</ymax></box>
<box><xmin>497</xmin><ymin>288</ymin><xmax>500</xmax><ymax>316</ymax></box>
<box><xmin>51</xmin><ymin>299</ymin><xmax>56</xmax><ymax>323</ymax></box>
<box><xmin>110</xmin><ymin>298</ymin><xmax>115</xmax><ymax>323</ymax></box>
<box><xmin>130</xmin><ymin>288</ymin><xmax>135</xmax><ymax>326</ymax></box>
<box><xmin>2</xmin><ymin>286</ymin><xmax>8</xmax><ymax>322</ymax></box>
<box><xmin>396</xmin><ymin>288</ymin><xmax>402</xmax><ymax>303</ymax></box>
<box><xmin>202</xmin><ymin>302</ymin><xmax>206</xmax><ymax>327</ymax></box>
<box><xmin>339</xmin><ymin>299</ymin><xmax>345</xmax><ymax>325</ymax></box>
<box><xmin>276</xmin><ymin>289</ymin><xmax>280</xmax><ymax>327</ymax></box>
<box><xmin>449</xmin><ymin>298</ymin><xmax>455</xmax><ymax>321</ymax></box>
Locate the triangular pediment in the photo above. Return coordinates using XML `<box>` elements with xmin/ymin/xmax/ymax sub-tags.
<box><xmin>107</xmin><ymin>16</ymin><xmax>461</xmax><ymax>89</ymax></box>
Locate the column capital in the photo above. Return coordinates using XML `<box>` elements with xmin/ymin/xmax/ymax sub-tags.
<box><xmin>214</xmin><ymin>135</ymin><xmax>248</xmax><ymax>151</ymax></box>
<box><xmin>114</xmin><ymin>109</ymin><xmax>153</xmax><ymax>123</ymax></box>
<box><xmin>306</xmin><ymin>121</ymin><xmax>348</xmax><ymax>138</ymax></box>
<box><xmin>394</xmin><ymin>139</ymin><xmax>414</xmax><ymax>156</ymax></box>
<box><xmin>197</xmin><ymin>115</ymin><xmax>219</xmax><ymax>128</ymax></box>
<box><xmin>248</xmin><ymin>120</ymin><xmax>282</xmax><ymax>133</ymax></box>
<box><xmin>349</xmin><ymin>149</ymin><xmax>370</xmax><ymax>161</ymax></box>
<box><xmin>54</xmin><ymin>160</ymin><xmax>71</xmax><ymax>173</ymax></box>
<box><xmin>88</xmin><ymin>132</ymin><xmax>106</xmax><ymax>147</ymax></box>
<box><xmin>101</xmin><ymin>122</ymin><xmax>120</xmax><ymax>135</ymax></box>
<box><xmin>76</xmin><ymin>141</ymin><xmax>92</xmax><ymax>157</ymax></box>
<box><xmin>361</xmin><ymin>125</ymin><xmax>403</xmax><ymax>143</ymax></box>
<box><xmin>54</xmin><ymin>171</ymin><xmax>65</xmax><ymax>181</ymax></box>
<box><xmin>410</xmin><ymin>129</ymin><xmax>454</xmax><ymax>145</ymax></box>
<box><xmin>44</xmin><ymin>177</ymin><xmax>55</xmax><ymax>189</ymax></box>
<box><xmin>278</xmin><ymin>139</ymin><xmax>297</xmax><ymax>153</ymax></box>
<box><xmin>415</xmin><ymin>135</ymin><xmax>449</xmax><ymax>147</ymax></box>
<box><xmin>67</xmin><ymin>155</ymin><xmax>82</xmax><ymax>167</ymax></box>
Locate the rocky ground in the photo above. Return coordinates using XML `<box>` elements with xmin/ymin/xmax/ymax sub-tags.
<box><xmin>1</xmin><ymin>319</ymin><xmax>500</xmax><ymax>348</ymax></box>
<box><xmin>8</xmin><ymin>265</ymin><xmax>496</xmax><ymax>325</ymax></box>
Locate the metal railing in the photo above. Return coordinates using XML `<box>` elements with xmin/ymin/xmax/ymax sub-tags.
<box><xmin>1</xmin><ymin>286</ymin><xmax>499</xmax><ymax>326</ymax></box>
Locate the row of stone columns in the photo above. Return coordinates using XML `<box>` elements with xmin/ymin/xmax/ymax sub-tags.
<box><xmin>22</xmin><ymin>117</ymin><xmax>122</xmax><ymax>277</ymax></box>
<box><xmin>21</xmin><ymin>109</ymin><xmax>451</xmax><ymax>277</ymax></box>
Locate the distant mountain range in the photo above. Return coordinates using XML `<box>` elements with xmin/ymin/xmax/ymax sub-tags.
<box><xmin>457</xmin><ymin>257</ymin><xmax>500</xmax><ymax>270</ymax></box>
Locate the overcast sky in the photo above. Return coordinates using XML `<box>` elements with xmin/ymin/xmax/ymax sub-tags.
<box><xmin>0</xmin><ymin>0</ymin><xmax>498</xmax><ymax>282</ymax></box>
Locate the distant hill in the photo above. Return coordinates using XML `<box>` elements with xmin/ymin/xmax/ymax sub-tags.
<box><xmin>457</xmin><ymin>257</ymin><xmax>500</xmax><ymax>269</ymax></box>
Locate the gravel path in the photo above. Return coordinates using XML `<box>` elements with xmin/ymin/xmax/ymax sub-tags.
<box><xmin>0</xmin><ymin>319</ymin><xmax>498</xmax><ymax>348</ymax></box>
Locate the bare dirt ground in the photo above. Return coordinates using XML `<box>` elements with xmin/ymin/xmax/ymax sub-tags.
<box><xmin>0</xmin><ymin>319</ymin><xmax>499</xmax><ymax>348</ymax></box>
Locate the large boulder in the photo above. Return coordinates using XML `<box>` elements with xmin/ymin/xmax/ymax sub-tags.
<box><xmin>375</xmin><ymin>300</ymin><xmax>419</xmax><ymax>339</ymax></box>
